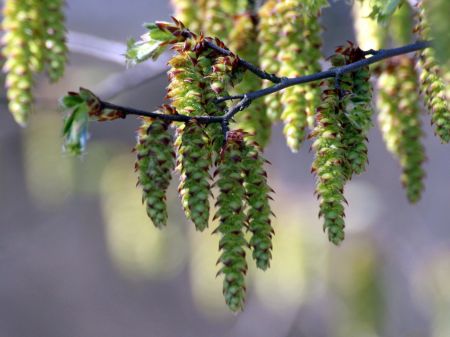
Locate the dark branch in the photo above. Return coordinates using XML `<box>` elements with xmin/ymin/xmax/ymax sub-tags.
<box><xmin>203</xmin><ymin>40</ymin><xmax>282</xmax><ymax>83</ymax></box>
<box><xmin>97</xmin><ymin>40</ymin><xmax>431</xmax><ymax>127</ymax></box>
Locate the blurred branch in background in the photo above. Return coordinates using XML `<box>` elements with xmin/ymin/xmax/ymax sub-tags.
<box><xmin>67</xmin><ymin>31</ymin><xmax>169</xmax><ymax>100</ymax></box>
<box><xmin>0</xmin><ymin>31</ymin><xmax>169</xmax><ymax>104</ymax></box>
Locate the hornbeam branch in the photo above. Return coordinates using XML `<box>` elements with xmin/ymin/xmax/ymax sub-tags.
<box><xmin>96</xmin><ymin>40</ymin><xmax>431</xmax><ymax>130</ymax></box>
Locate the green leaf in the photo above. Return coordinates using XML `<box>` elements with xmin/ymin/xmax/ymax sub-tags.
<box><xmin>61</xmin><ymin>98</ymin><xmax>90</xmax><ymax>156</ymax></box>
<box><xmin>126</xmin><ymin>22</ymin><xmax>175</xmax><ymax>64</ymax></box>
<box><xmin>60</xmin><ymin>94</ymin><xmax>84</xmax><ymax>109</ymax></box>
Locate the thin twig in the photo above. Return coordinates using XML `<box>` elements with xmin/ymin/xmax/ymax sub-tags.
<box><xmin>96</xmin><ymin>40</ymin><xmax>431</xmax><ymax>127</ymax></box>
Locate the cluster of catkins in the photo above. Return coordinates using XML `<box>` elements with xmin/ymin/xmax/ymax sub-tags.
<box><xmin>353</xmin><ymin>0</ymin><xmax>449</xmax><ymax>203</ymax></box>
<box><xmin>58</xmin><ymin>0</ymin><xmax>450</xmax><ymax>312</ymax></box>
<box><xmin>130</xmin><ymin>21</ymin><xmax>274</xmax><ymax>312</ymax></box>
<box><xmin>1</xmin><ymin>0</ymin><xmax>67</xmax><ymax>126</ymax></box>
<box><xmin>171</xmin><ymin>0</ymin><xmax>328</xmax><ymax>150</ymax></box>
<box><xmin>311</xmin><ymin>44</ymin><xmax>373</xmax><ymax>244</ymax></box>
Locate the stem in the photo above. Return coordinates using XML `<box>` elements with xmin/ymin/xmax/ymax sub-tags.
<box><xmin>97</xmin><ymin>40</ymin><xmax>431</xmax><ymax>127</ymax></box>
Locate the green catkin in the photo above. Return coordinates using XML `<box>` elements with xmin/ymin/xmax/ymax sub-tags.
<box><xmin>28</xmin><ymin>0</ymin><xmax>46</xmax><ymax>72</ymax></box>
<box><xmin>229</xmin><ymin>13</ymin><xmax>272</xmax><ymax>148</ymax></box>
<box><xmin>243</xmin><ymin>141</ymin><xmax>274</xmax><ymax>270</ymax></box>
<box><xmin>167</xmin><ymin>40</ymin><xmax>213</xmax><ymax>231</ymax></box>
<box><xmin>311</xmin><ymin>54</ymin><xmax>349</xmax><ymax>245</ymax></box>
<box><xmin>339</xmin><ymin>45</ymin><xmax>374</xmax><ymax>176</ymax></box>
<box><xmin>353</xmin><ymin>0</ymin><xmax>387</xmax><ymax>50</ymax></box>
<box><xmin>303</xmin><ymin>13</ymin><xmax>323</xmax><ymax>128</ymax></box>
<box><xmin>135</xmin><ymin>115</ymin><xmax>175</xmax><ymax>228</ymax></box>
<box><xmin>171</xmin><ymin>0</ymin><xmax>201</xmax><ymax>33</ymax></box>
<box><xmin>416</xmin><ymin>2</ymin><xmax>450</xmax><ymax>143</ymax></box>
<box><xmin>42</xmin><ymin>0</ymin><xmax>67</xmax><ymax>82</ymax></box>
<box><xmin>377</xmin><ymin>57</ymin><xmax>426</xmax><ymax>203</ymax></box>
<box><xmin>175</xmin><ymin>121</ymin><xmax>212</xmax><ymax>231</ymax></box>
<box><xmin>390</xmin><ymin>1</ymin><xmax>414</xmax><ymax>46</ymax></box>
<box><xmin>276</xmin><ymin>0</ymin><xmax>324</xmax><ymax>152</ymax></box>
<box><xmin>214</xmin><ymin>131</ymin><xmax>249</xmax><ymax>312</ymax></box>
<box><xmin>258</xmin><ymin>0</ymin><xmax>283</xmax><ymax>122</ymax></box>
<box><xmin>203</xmin><ymin>0</ymin><xmax>232</xmax><ymax>41</ymax></box>
<box><xmin>421</xmin><ymin>0</ymin><xmax>450</xmax><ymax>71</ymax></box>
<box><xmin>2</xmin><ymin>0</ymin><xmax>35</xmax><ymax>126</ymax></box>
<box><xmin>208</xmin><ymin>51</ymin><xmax>243</xmax><ymax>152</ymax></box>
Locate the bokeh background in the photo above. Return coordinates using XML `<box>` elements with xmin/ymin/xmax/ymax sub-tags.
<box><xmin>0</xmin><ymin>1</ymin><xmax>449</xmax><ymax>336</ymax></box>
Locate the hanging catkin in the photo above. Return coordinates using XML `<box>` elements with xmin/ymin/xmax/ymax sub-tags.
<box><xmin>167</xmin><ymin>40</ymin><xmax>214</xmax><ymax>231</ymax></box>
<box><xmin>229</xmin><ymin>13</ymin><xmax>272</xmax><ymax>148</ymax></box>
<box><xmin>311</xmin><ymin>53</ymin><xmax>350</xmax><ymax>245</ymax></box>
<box><xmin>243</xmin><ymin>140</ymin><xmax>274</xmax><ymax>270</ymax></box>
<box><xmin>135</xmin><ymin>114</ymin><xmax>175</xmax><ymax>228</ymax></box>
<box><xmin>276</xmin><ymin>0</ymin><xmax>324</xmax><ymax>152</ymax></box>
<box><xmin>416</xmin><ymin>2</ymin><xmax>450</xmax><ymax>143</ymax></box>
<box><xmin>258</xmin><ymin>0</ymin><xmax>283</xmax><ymax>122</ymax></box>
<box><xmin>214</xmin><ymin>131</ymin><xmax>249</xmax><ymax>312</ymax></box>
<box><xmin>2</xmin><ymin>0</ymin><xmax>36</xmax><ymax>126</ymax></box>
<box><xmin>171</xmin><ymin>0</ymin><xmax>201</xmax><ymax>32</ymax></box>
<box><xmin>42</xmin><ymin>0</ymin><xmax>67</xmax><ymax>82</ymax></box>
<box><xmin>378</xmin><ymin>57</ymin><xmax>426</xmax><ymax>203</ymax></box>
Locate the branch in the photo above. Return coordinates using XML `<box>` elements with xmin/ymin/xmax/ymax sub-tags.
<box><xmin>219</xmin><ymin>40</ymin><xmax>432</xmax><ymax>103</ymax></box>
<box><xmin>94</xmin><ymin>40</ymin><xmax>431</xmax><ymax>133</ymax></box>
<box><xmin>203</xmin><ymin>40</ymin><xmax>281</xmax><ymax>83</ymax></box>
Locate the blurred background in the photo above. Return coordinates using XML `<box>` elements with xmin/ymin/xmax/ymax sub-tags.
<box><xmin>0</xmin><ymin>1</ymin><xmax>450</xmax><ymax>336</ymax></box>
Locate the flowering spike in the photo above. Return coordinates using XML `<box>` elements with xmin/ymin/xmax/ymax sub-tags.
<box><xmin>258</xmin><ymin>0</ymin><xmax>283</xmax><ymax>122</ymax></box>
<box><xmin>135</xmin><ymin>114</ymin><xmax>175</xmax><ymax>228</ymax></box>
<box><xmin>43</xmin><ymin>0</ymin><xmax>68</xmax><ymax>82</ymax></box>
<box><xmin>215</xmin><ymin>130</ymin><xmax>249</xmax><ymax>312</ymax></box>
<box><xmin>229</xmin><ymin>13</ymin><xmax>272</xmax><ymax>148</ymax></box>
<box><xmin>311</xmin><ymin>54</ymin><xmax>350</xmax><ymax>244</ymax></box>
<box><xmin>243</xmin><ymin>142</ymin><xmax>274</xmax><ymax>270</ymax></box>
<box><xmin>416</xmin><ymin>2</ymin><xmax>450</xmax><ymax>143</ymax></box>
<box><xmin>176</xmin><ymin>121</ymin><xmax>212</xmax><ymax>231</ymax></box>
<box><xmin>377</xmin><ymin>56</ymin><xmax>426</xmax><ymax>203</ymax></box>
<box><xmin>276</xmin><ymin>0</ymin><xmax>324</xmax><ymax>151</ymax></box>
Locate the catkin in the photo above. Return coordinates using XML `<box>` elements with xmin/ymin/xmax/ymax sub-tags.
<box><xmin>167</xmin><ymin>41</ymin><xmax>214</xmax><ymax>231</ymax></box>
<box><xmin>171</xmin><ymin>0</ymin><xmax>201</xmax><ymax>33</ymax></box>
<box><xmin>42</xmin><ymin>0</ymin><xmax>68</xmax><ymax>82</ymax></box>
<box><xmin>311</xmin><ymin>54</ymin><xmax>350</xmax><ymax>245</ymax></box>
<box><xmin>378</xmin><ymin>57</ymin><xmax>426</xmax><ymax>203</ymax></box>
<box><xmin>2</xmin><ymin>0</ymin><xmax>36</xmax><ymax>126</ymax></box>
<box><xmin>416</xmin><ymin>2</ymin><xmax>450</xmax><ymax>143</ymax></box>
<box><xmin>214</xmin><ymin>131</ymin><xmax>249</xmax><ymax>312</ymax></box>
<box><xmin>258</xmin><ymin>0</ymin><xmax>283</xmax><ymax>122</ymax></box>
<box><xmin>203</xmin><ymin>0</ymin><xmax>232</xmax><ymax>41</ymax></box>
<box><xmin>135</xmin><ymin>115</ymin><xmax>175</xmax><ymax>228</ymax></box>
<box><xmin>175</xmin><ymin>121</ymin><xmax>212</xmax><ymax>231</ymax></box>
<box><xmin>276</xmin><ymin>0</ymin><xmax>323</xmax><ymax>152</ymax></box>
<box><xmin>229</xmin><ymin>13</ymin><xmax>272</xmax><ymax>148</ymax></box>
<box><xmin>243</xmin><ymin>141</ymin><xmax>274</xmax><ymax>270</ymax></box>
<box><xmin>339</xmin><ymin>45</ymin><xmax>373</xmax><ymax>176</ymax></box>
